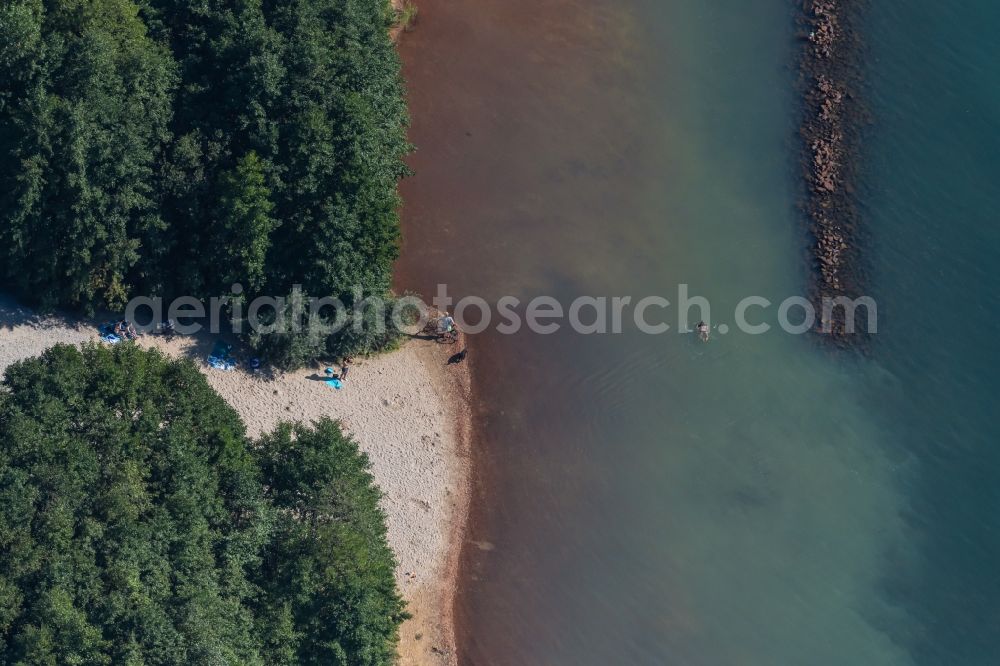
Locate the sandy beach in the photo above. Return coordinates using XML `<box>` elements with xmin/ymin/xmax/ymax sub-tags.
<box><xmin>0</xmin><ymin>296</ymin><xmax>471</xmax><ymax>665</ymax></box>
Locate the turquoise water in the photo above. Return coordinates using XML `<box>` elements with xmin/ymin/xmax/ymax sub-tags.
<box><xmin>864</xmin><ymin>1</ymin><xmax>1000</xmax><ymax>662</ymax></box>
<box><xmin>396</xmin><ymin>0</ymin><xmax>999</xmax><ymax>663</ymax></box>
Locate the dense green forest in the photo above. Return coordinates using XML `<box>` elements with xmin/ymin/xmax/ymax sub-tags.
<box><xmin>0</xmin><ymin>344</ymin><xmax>405</xmax><ymax>664</ymax></box>
<box><xmin>0</xmin><ymin>0</ymin><xmax>410</xmax><ymax>366</ymax></box>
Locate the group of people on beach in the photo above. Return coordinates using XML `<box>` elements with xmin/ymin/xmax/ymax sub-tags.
<box><xmin>113</xmin><ymin>320</ymin><xmax>139</xmax><ymax>341</ymax></box>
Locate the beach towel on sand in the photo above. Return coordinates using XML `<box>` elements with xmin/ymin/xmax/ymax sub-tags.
<box><xmin>207</xmin><ymin>340</ymin><xmax>237</xmax><ymax>371</ymax></box>
<box><xmin>208</xmin><ymin>357</ymin><xmax>237</xmax><ymax>371</ymax></box>
<box><xmin>322</xmin><ymin>368</ymin><xmax>342</xmax><ymax>390</ymax></box>
<box><xmin>98</xmin><ymin>323</ymin><xmax>121</xmax><ymax>344</ymax></box>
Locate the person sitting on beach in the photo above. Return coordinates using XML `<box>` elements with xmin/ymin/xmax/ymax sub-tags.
<box><xmin>436</xmin><ymin>314</ymin><xmax>459</xmax><ymax>342</ymax></box>
<box><xmin>126</xmin><ymin>321</ymin><xmax>138</xmax><ymax>340</ymax></box>
<box><xmin>438</xmin><ymin>315</ymin><xmax>455</xmax><ymax>335</ymax></box>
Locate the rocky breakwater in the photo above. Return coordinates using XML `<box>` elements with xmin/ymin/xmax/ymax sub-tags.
<box><xmin>799</xmin><ymin>0</ymin><xmax>870</xmax><ymax>341</ymax></box>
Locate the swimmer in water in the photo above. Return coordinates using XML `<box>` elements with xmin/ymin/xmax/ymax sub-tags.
<box><xmin>696</xmin><ymin>321</ymin><xmax>709</xmax><ymax>342</ymax></box>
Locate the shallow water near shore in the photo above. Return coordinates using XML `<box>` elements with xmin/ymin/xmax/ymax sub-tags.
<box><xmin>396</xmin><ymin>0</ymin><xmax>999</xmax><ymax>663</ymax></box>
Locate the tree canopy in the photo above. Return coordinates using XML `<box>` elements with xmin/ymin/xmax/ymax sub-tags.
<box><xmin>0</xmin><ymin>344</ymin><xmax>405</xmax><ymax>664</ymax></box>
<box><xmin>0</xmin><ymin>0</ymin><xmax>410</xmax><ymax>365</ymax></box>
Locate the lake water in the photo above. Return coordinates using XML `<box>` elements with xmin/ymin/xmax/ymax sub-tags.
<box><xmin>395</xmin><ymin>0</ymin><xmax>1000</xmax><ymax>663</ymax></box>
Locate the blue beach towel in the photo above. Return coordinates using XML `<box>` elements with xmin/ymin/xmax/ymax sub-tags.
<box><xmin>98</xmin><ymin>323</ymin><xmax>121</xmax><ymax>344</ymax></box>
<box><xmin>207</xmin><ymin>340</ymin><xmax>237</xmax><ymax>371</ymax></box>
<box><xmin>325</xmin><ymin>378</ymin><xmax>343</xmax><ymax>390</ymax></box>
<box><xmin>208</xmin><ymin>357</ymin><xmax>237</xmax><ymax>371</ymax></box>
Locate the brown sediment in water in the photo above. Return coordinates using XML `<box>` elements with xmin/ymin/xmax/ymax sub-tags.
<box><xmin>798</xmin><ymin>0</ymin><xmax>870</xmax><ymax>340</ymax></box>
<box><xmin>392</xmin><ymin>0</ymin><xmax>655</xmax><ymax>661</ymax></box>
<box><xmin>388</xmin><ymin>11</ymin><xmax>472</xmax><ymax>665</ymax></box>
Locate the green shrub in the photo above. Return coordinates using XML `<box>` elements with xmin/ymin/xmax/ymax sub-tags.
<box><xmin>244</xmin><ymin>290</ymin><xmax>414</xmax><ymax>370</ymax></box>
<box><xmin>394</xmin><ymin>0</ymin><xmax>419</xmax><ymax>32</ymax></box>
